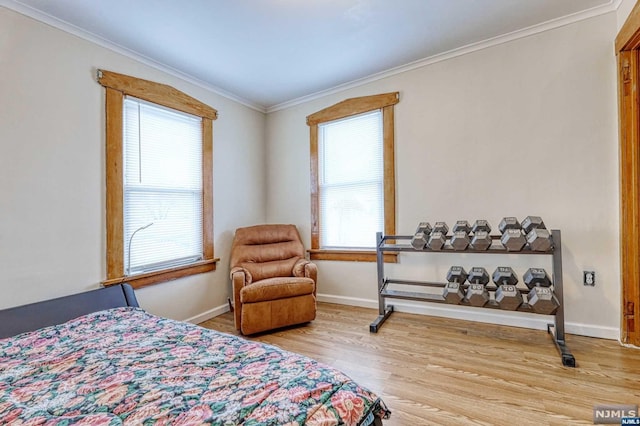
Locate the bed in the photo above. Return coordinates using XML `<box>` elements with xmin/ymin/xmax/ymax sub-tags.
<box><xmin>0</xmin><ymin>284</ymin><xmax>390</xmax><ymax>425</ymax></box>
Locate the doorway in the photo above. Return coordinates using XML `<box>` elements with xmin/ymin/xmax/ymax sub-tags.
<box><xmin>617</xmin><ymin>2</ymin><xmax>640</xmax><ymax>345</ymax></box>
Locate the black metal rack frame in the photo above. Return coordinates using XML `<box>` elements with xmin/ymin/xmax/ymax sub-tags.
<box><xmin>369</xmin><ymin>229</ymin><xmax>576</xmax><ymax>367</ymax></box>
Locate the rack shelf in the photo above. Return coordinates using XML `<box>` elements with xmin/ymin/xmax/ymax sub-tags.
<box><xmin>370</xmin><ymin>229</ymin><xmax>576</xmax><ymax>367</ymax></box>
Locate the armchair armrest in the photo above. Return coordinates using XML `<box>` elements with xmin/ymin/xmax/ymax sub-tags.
<box><xmin>230</xmin><ymin>267</ymin><xmax>252</xmax><ymax>330</ymax></box>
<box><xmin>293</xmin><ymin>259</ymin><xmax>318</xmax><ymax>295</ymax></box>
<box><xmin>230</xmin><ymin>266</ymin><xmax>252</xmax><ymax>285</ymax></box>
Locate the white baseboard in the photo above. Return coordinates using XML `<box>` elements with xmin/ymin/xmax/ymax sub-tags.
<box><xmin>567</xmin><ymin>323</ymin><xmax>620</xmax><ymax>340</ymax></box>
<box><xmin>317</xmin><ymin>293</ymin><xmax>379</xmax><ymax>309</ymax></box>
<box><xmin>317</xmin><ymin>293</ymin><xmax>619</xmax><ymax>340</ymax></box>
<box><xmin>183</xmin><ymin>303</ymin><xmax>230</xmax><ymax>324</ymax></box>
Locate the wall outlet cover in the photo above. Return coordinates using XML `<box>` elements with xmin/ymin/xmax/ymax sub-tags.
<box><xmin>583</xmin><ymin>270</ymin><xmax>595</xmax><ymax>286</ymax></box>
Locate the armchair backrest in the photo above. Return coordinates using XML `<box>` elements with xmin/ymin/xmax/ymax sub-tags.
<box><xmin>230</xmin><ymin>224</ymin><xmax>305</xmax><ymax>282</ymax></box>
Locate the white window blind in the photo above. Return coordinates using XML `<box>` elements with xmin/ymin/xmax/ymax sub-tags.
<box><xmin>318</xmin><ymin>110</ymin><xmax>384</xmax><ymax>249</ymax></box>
<box><xmin>123</xmin><ymin>96</ymin><xmax>203</xmax><ymax>275</ymax></box>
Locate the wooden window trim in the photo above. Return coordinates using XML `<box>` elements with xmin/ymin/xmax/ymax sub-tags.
<box><xmin>98</xmin><ymin>70</ymin><xmax>218</xmax><ymax>289</ymax></box>
<box><xmin>306</xmin><ymin>92</ymin><xmax>399</xmax><ymax>263</ymax></box>
<box><xmin>307</xmin><ymin>249</ymin><xmax>397</xmax><ymax>263</ymax></box>
<box><xmin>616</xmin><ymin>4</ymin><xmax>640</xmax><ymax>346</ymax></box>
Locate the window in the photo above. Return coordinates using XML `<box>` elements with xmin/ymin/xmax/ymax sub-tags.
<box><xmin>306</xmin><ymin>92</ymin><xmax>399</xmax><ymax>262</ymax></box>
<box><xmin>99</xmin><ymin>70</ymin><xmax>218</xmax><ymax>288</ymax></box>
<box><xmin>319</xmin><ymin>110</ymin><xmax>383</xmax><ymax>249</ymax></box>
<box><xmin>123</xmin><ymin>98</ymin><xmax>203</xmax><ymax>274</ymax></box>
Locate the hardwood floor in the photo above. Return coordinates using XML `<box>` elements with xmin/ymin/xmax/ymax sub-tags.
<box><xmin>200</xmin><ymin>303</ymin><xmax>640</xmax><ymax>426</ymax></box>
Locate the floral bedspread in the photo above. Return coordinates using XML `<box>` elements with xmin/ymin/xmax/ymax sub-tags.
<box><xmin>0</xmin><ymin>307</ymin><xmax>390</xmax><ymax>425</ymax></box>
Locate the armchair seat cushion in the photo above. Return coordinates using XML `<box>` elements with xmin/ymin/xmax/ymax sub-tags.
<box><xmin>240</xmin><ymin>277</ymin><xmax>314</xmax><ymax>304</ymax></box>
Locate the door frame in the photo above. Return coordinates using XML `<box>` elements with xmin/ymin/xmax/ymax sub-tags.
<box><xmin>617</xmin><ymin>0</ymin><xmax>640</xmax><ymax>345</ymax></box>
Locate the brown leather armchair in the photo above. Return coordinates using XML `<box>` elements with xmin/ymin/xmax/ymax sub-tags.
<box><xmin>230</xmin><ymin>224</ymin><xmax>317</xmax><ymax>335</ymax></box>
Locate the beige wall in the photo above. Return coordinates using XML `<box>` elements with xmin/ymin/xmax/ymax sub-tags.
<box><xmin>618</xmin><ymin>0</ymin><xmax>637</xmax><ymax>30</ymax></box>
<box><xmin>0</xmin><ymin>7</ymin><xmax>266</xmax><ymax>321</ymax></box>
<box><xmin>266</xmin><ymin>12</ymin><xmax>620</xmax><ymax>338</ymax></box>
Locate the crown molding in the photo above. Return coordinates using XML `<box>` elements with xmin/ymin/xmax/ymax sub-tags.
<box><xmin>267</xmin><ymin>0</ymin><xmax>619</xmax><ymax>113</ymax></box>
<box><xmin>2</xmin><ymin>0</ymin><xmax>619</xmax><ymax>114</ymax></box>
<box><xmin>1</xmin><ymin>0</ymin><xmax>267</xmax><ymax>113</ymax></box>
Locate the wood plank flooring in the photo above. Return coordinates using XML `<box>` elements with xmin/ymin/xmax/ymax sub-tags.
<box><xmin>200</xmin><ymin>303</ymin><xmax>640</xmax><ymax>425</ymax></box>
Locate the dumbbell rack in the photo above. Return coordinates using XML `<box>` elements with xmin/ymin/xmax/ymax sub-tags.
<box><xmin>369</xmin><ymin>229</ymin><xmax>576</xmax><ymax>367</ymax></box>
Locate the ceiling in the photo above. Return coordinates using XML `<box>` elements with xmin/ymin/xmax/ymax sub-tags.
<box><xmin>7</xmin><ymin>0</ymin><xmax>614</xmax><ymax>111</ymax></box>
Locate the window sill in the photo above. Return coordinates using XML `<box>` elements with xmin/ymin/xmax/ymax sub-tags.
<box><xmin>308</xmin><ymin>249</ymin><xmax>397</xmax><ymax>263</ymax></box>
<box><xmin>102</xmin><ymin>258</ymin><xmax>219</xmax><ymax>289</ymax></box>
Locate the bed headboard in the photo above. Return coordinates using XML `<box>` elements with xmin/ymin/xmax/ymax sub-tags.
<box><xmin>0</xmin><ymin>284</ymin><xmax>139</xmax><ymax>339</ymax></box>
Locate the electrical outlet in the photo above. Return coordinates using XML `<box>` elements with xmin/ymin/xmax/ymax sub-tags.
<box><xmin>583</xmin><ymin>271</ymin><xmax>595</xmax><ymax>286</ymax></box>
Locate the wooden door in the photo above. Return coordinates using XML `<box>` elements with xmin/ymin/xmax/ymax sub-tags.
<box><xmin>617</xmin><ymin>1</ymin><xmax>640</xmax><ymax>345</ymax></box>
